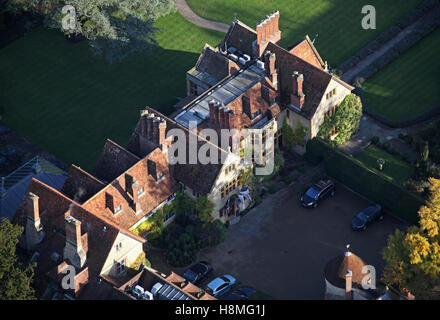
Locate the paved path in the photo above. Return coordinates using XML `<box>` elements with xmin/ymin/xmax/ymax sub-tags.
<box><xmin>175</xmin><ymin>0</ymin><xmax>229</xmax><ymax>33</ymax></box>
<box><xmin>341</xmin><ymin>21</ymin><xmax>419</xmax><ymax>84</ymax></box>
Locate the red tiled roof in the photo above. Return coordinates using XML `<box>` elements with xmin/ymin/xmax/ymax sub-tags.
<box><xmin>62</xmin><ymin>165</ymin><xmax>106</xmax><ymax>203</ymax></box>
<box><xmin>223</xmin><ymin>20</ymin><xmax>257</xmax><ymax>56</ymax></box>
<box><xmin>127</xmin><ymin>107</ymin><xmax>229</xmax><ymax>196</ymax></box>
<box><xmin>194</xmin><ymin>44</ymin><xmax>240</xmax><ymax>82</ymax></box>
<box><xmin>82</xmin><ymin>148</ymin><xmax>179</xmax><ymax>230</ymax></box>
<box><xmin>288</xmin><ymin>35</ymin><xmax>325</xmax><ymax>70</ymax></box>
<box><xmin>94</xmin><ymin>139</ymin><xmax>140</xmax><ymax>183</ymax></box>
<box><xmin>13</xmin><ymin>178</ymin><xmax>145</xmax><ymax>276</ymax></box>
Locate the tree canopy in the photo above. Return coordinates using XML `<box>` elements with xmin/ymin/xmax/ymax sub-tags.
<box><xmin>382</xmin><ymin>178</ymin><xmax>440</xmax><ymax>299</ymax></box>
<box><xmin>0</xmin><ymin>218</ymin><xmax>35</xmax><ymax>300</ymax></box>
<box><xmin>318</xmin><ymin>94</ymin><xmax>362</xmax><ymax>145</ymax></box>
<box><xmin>6</xmin><ymin>0</ymin><xmax>176</xmax><ymax>62</ymax></box>
<box><xmin>195</xmin><ymin>196</ymin><xmax>215</xmax><ymax>224</ymax></box>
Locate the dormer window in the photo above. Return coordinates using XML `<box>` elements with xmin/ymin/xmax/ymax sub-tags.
<box><xmin>251</xmin><ymin>110</ymin><xmax>261</xmax><ymax>120</ymax></box>
<box><xmin>137</xmin><ymin>187</ymin><xmax>145</xmax><ymax>198</ymax></box>
<box><xmin>157</xmin><ymin>172</ymin><xmax>165</xmax><ymax>182</ymax></box>
<box><xmin>114</xmin><ymin>205</ymin><xmax>122</xmax><ymax>215</ymax></box>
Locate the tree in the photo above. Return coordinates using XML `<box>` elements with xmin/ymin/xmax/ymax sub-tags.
<box><xmin>172</xmin><ymin>190</ymin><xmax>195</xmax><ymax>216</ymax></box>
<box><xmin>0</xmin><ymin>218</ymin><xmax>35</xmax><ymax>300</ymax></box>
<box><xmin>382</xmin><ymin>178</ymin><xmax>440</xmax><ymax>299</ymax></box>
<box><xmin>292</xmin><ymin>121</ymin><xmax>308</xmax><ymax>147</ymax></box>
<box><xmin>281</xmin><ymin>118</ymin><xmax>294</xmax><ymax>150</ymax></box>
<box><xmin>195</xmin><ymin>196</ymin><xmax>214</xmax><ymax>224</ymax></box>
<box><xmin>6</xmin><ymin>0</ymin><xmax>176</xmax><ymax>63</ymax></box>
<box><xmin>318</xmin><ymin>94</ymin><xmax>362</xmax><ymax>145</ymax></box>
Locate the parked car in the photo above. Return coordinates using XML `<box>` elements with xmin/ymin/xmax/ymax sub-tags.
<box><xmin>351</xmin><ymin>204</ymin><xmax>383</xmax><ymax>231</ymax></box>
<box><xmin>183</xmin><ymin>261</ymin><xmax>213</xmax><ymax>284</ymax></box>
<box><xmin>224</xmin><ymin>286</ymin><xmax>256</xmax><ymax>300</ymax></box>
<box><xmin>301</xmin><ymin>179</ymin><xmax>335</xmax><ymax>208</ymax></box>
<box><xmin>206</xmin><ymin>275</ymin><xmax>236</xmax><ymax>297</ymax></box>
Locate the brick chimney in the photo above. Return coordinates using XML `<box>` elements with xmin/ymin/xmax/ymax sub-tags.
<box><xmin>264</xmin><ymin>51</ymin><xmax>278</xmax><ymax>89</ymax></box>
<box><xmin>63</xmin><ymin>215</ymin><xmax>87</xmax><ymax>269</ymax></box>
<box><xmin>254</xmin><ymin>11</ymin><xmax>281</xmax><ymax>57</ymax></box>
<box><xmin>290</xmin><ymin>71</ymin><xmax>305</xmax><ymax>109</ymax></box>
<box><xmin>345</xmin><ymin>269</ymin><xmax>353</xmax><ymax>300</ymax></box>
<box><xmin>159</xmin><ymin>120</ymin><xmax>167</xmax><ymax>150</ymax></box>
<box><xmin>25</xmin><ymin>192</ymin><xmax>45</xmax><ymax>252</ymax></box>
<box><xmin>209</xmin><ymin>99</ymin><xmax>219</xmax><ymax>124</ymax></box>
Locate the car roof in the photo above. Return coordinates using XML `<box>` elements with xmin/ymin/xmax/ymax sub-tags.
<box><xmin>190</xmin><ymin>262</ymin><xmax>208</xmax><ymax>273</ymax></box>
<box><xmin>207</xmin><ymin>277</ymin><xmax>227</xmax><ymax>290</ymax></box>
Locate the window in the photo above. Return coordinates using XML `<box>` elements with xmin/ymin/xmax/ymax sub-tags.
<box><xmin>114</xmin><ymin>205</ymin><xmax>122</xmax><ymax>215</ymax></box>
<box><xmin>137</xmin><ymin>187</ymin><xmax>145</xmax><ymax>198</ymax></box>
<box><xmin>224</xmin><ymin>164</ymin><xmax>237</xmax><ymax>175</ymax></box>
<box><xmin>156</xmin><ymin>172</ymin><xmax>165</xmax><ymax>182</ymax></box>
<box><xmin>220</xmin><ymin>176</ymin><xmax>241</xmax><ymax>199</ymax></box>
<box><xmin>251</xmin><ymin>109</ymin><xmax>261</xmax><ymax>120</ymax></box>
<box><xmin>115</xmin><ymin>242</ymin><xmax>122</xmax><ymax>251</ymax></box>
<box><xmin>116</xmin><ymin>259</ymin><xmax>126</xmax><ymax>275</ymax></box>
<box><xmin>326</xmin><ymin>88</ymin><xmax>337</xmax><ymax>100</ymax></box>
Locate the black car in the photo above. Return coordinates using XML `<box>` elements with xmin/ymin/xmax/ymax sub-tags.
<box><xmin>224</xmin><ymin>286</ymin><xmax>256</xmax><ymax>300</ymax></box>
<box><xmin>301</xmin><ymin>179</ymin><xmax>335</xmax><ymax>208</ymax></box>
<box><xmin>183</xmin><ymin>261</ymin><xmax>213</xmax><ymax>284</ymax></box>
<box><xmin>352</xmin><ymin>204</ymin><xmax>383</xmax><ymax>231</ymax></box>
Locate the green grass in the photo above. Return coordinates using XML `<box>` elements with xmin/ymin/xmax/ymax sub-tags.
<box><xmin>363</xmin><ymin>28</ymin><xmax>440</xmax><ymax>122</ymax></box>
<box><xmin>355</xmin><ymin>145</ymin><xmax>414</xmax><ymax>185</ymax></box>
<box><xmin>186</xmin><ymin>0</ymin><xmax>422</xmax><ymax>66</ymax></box>
<box><xmin>0</xmin><ymin>13</ymin><xmax>224</xmax><ymax>172</ymax></box>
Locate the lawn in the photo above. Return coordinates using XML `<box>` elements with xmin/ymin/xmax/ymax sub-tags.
<box><xmin>363</xmin><ymin>28</ymin><xmax>440</xmax><ymax>122</ymax></box>
<box><xmin>0</xmin><ymin>13</ymin><xmax>224</xmax><ymax>172</ymax></box>
<box><xmin>355</xmin><ymin>145</ymin><xmax>414</xmax><ymax>185</ymax></box>
<box><xmin>186</xmin><ymin>0</ymin><xmax>422</xmax><ymax>66</ymax></box>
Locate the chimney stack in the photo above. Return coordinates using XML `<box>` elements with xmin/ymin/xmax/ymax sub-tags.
<box><xmin>345</xmin><ymin>269</ymin><xmax>353</xmax><ymax>300</ymax></box>
<box><xmin>290</xmin><ymin>71</ymin><xmax>305</xmax><ymax>109</ymax></box>
<box><xmin>264</xmin><ymin>51</ymin><xmax>278</xmax><ymax>88</ymax></box>
<box><xmin>63</xmin><ymin>215</ymin><xmax>87</xmax><ymax>269</ymax></box>
<box><xmin>25</xmin><ymin>192</ymin><xmax>45</xmax><ymax>252</ymax></box>
<box><xmin>158</xmin><ymin>119</ymin><xmax>167</xmax><ymax>149</ymax></box>
<box><xmin>209</xmin><ymin>99</ymin><xmax>219</xmax><ymax>124</ymax></box>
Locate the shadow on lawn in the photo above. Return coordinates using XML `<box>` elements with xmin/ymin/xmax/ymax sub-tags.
<box><xmin>0</xmin><ymin>43</ymin><xmax>201</xmax><ymax>173</ymax></box>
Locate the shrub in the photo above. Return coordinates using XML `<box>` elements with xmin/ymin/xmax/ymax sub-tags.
<box><xmin>306</xmin><ymin>138</ymin><xmax>422</xmax><ymax>223</ymax></box>
<box><xmin>391</xmin><ymin>147</ymin><xmax>400</xmax><ymax>156</ymax></box>
<box><xmin>318</xmin><ymin>94</ymin><xmax>362</xmax><ymax>145</ymax></box>
<box><xmin>383</xmin><ymin>142</ymin><xmax>391</xmax><ymax>150</ymax></box>
<box><xmin>371</xmin><ymin>136</ymin><xmax>380</xmax><ymax>145</ymax></box>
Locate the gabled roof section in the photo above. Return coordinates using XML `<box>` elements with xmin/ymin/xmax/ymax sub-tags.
<box><xmin>189</xmin><ymin>44</ymin><xmax>240</xmax><ymax>86</ymax></box>
<box><xmin>288</xmin><ymin>35</ymin><xmax>326</xmax><ymax>70</ymax></box>
<box><xmin>94</xmin><ymin>139</ymin><xmax>140</xmax><ymax>183</ymax></box>
<box><xmin>61</xmin><ymin>165</ymin><xmax>105</xmax><ymax>204</ymax></box>
<box><xmin>223</xmin><ymin>19</ymin><xmax>257</xmax><ymax>56</ymax></box>
<box><xmin>265</xmin><ymin>41</ymin><xmax>334</xmax><ymax>119</ymax></box>
<box><xmin>13</xmin><ymin>178</ymin><xmax>145</xmax><ymax>276</ymax></box>
<box><xmin>127</xmin><ymin>106</ymin><xmax>229</xmax><ymax>196</ymax></box>
<box><xmin>82</xmin><ymin>148</ymin><xmax>179</xmax><ymax>230</ymax></box>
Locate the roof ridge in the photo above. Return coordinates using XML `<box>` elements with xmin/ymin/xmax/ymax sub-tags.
<box><xmin>105</xmin><ymin>139</ymin><xmax>141</xmax><ymax>161</ymax></box>
<box><xmin>70</xmin><ymin>164</ymin><xmax>106</xmax><ymax>186</ymax></box>
<box><xmin>29</xmin><ymin>178</ymin><xmax>145</xmax><ymax>243</ymax></box>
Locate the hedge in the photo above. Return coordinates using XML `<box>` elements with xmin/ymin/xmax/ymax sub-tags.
<box><xmin>306</xmin><ymin>138</ymin><xmax>423</xmax><ymax>224</ymax></box>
